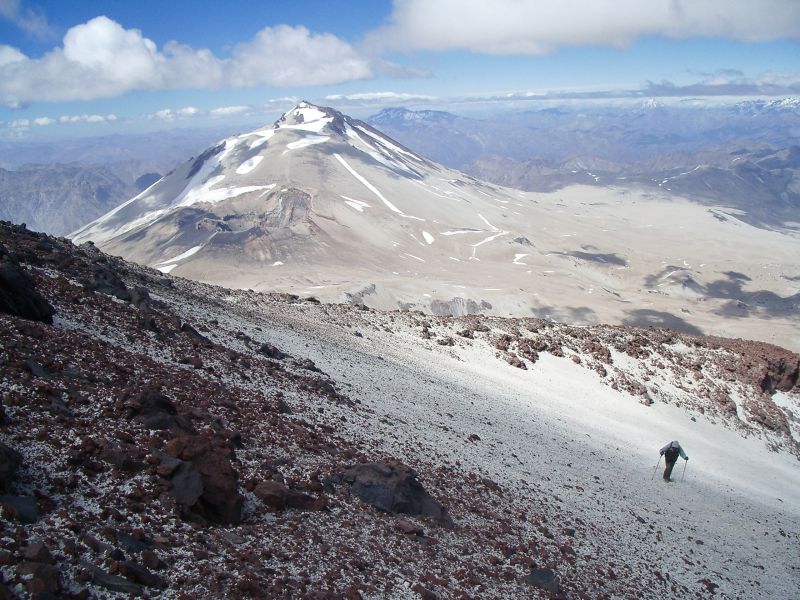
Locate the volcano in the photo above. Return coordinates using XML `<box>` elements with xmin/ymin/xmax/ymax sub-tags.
<box><xmin>70</xmin><ymin>102</ymin><xmax>800</xmax><ymax>351</ymax></box>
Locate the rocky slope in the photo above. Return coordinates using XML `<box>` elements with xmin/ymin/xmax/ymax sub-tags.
<box><xmin>1</xmin><ymin>221</ymin><xmax>799</xmax><ymax>598</ymax></box>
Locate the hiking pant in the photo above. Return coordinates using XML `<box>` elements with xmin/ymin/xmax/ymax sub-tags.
<box><xmin>663</xmin><ymin>459</ymin><xmax>676</xmax><ymax>481</ymax></box>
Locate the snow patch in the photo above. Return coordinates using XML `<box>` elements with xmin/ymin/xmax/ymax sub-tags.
<box><xmin>286</xmin><ymin>135</ymin><xmax>330</xmax><ymax>150</ymax></box>
<box><xmin>236</xmin><ymin>155</ymin><xmax>264</xmax><ymax>175</ymax></box>
<box><xmin>422</xmin><ymin>231</ymin><xmax>435</xmax><ymax>244</ymax></box>
<box><xmin>248</xmin><ymin>130</ymin><xmax>275</xmax><ymax>149</ymax></box>
<box><xmin>154</xmin><ymin>245</ymin><xmax>204</xmax><ymax>267</ymax></box>
<box><xmin>334</xmin><ymin>153</ymin><xmax>422</xmax><ymax>220</ymax></box>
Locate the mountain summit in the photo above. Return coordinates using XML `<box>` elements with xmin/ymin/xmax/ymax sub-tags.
<box><xmin>70</xmin><ymin>103</ymin><xmax>800</xmax><ymax>350</ymax></box>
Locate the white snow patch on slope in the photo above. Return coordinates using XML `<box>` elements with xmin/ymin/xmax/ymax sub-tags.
<box><xmin>333</xmin><ymin>153</ymin><xmax>421</xmax><ymax>219</ymax></box>
<box><xmin>154</xmin><ymin>245</ymin><xmax>204</xmax><ymax>267</ymax></box>
<box><xmin>236</xmin><ymin>156</ymin><xmax>264</xmax><ymax>175</ymax></box>
<box><xmin>442</xmin><ymin>229</ymin><xmax>481</xmax><ymax>236</ymax></box>
<box><xmin>286</xmin><ymin>135</ymin><xmax>330</xmax><ymax>150</ymax></box>
<box><xmin>179</xmin><ymin>182</ymin><xmax>274</xmax><ymax>207</ymax></box>
<box><xmin>354</xmin><ymin>124</ymin><xmax>422</xmax><ymax>161</ymax></box>
<box><xmin>248</xmin><ymin>130</ymin><xmax>275</xmax><ymax>149</ymax></box>
<box><xmin>422</xmin><ymin>231</ymin><xmax>435</xmax><ymax>244</ymax></box>
<box><xmin>156</xmin><ymin>264</ymin><xmax>177</xmax><ymax>274</ymax></box>
<box><xmin>278</xmin><ymin>105</ymin><xmax>331</xmax><ymax>132</ymax></box>
<box><xmin>513</xmin><ymin>253</ymin><xmax>529</xmax><ymax>265</ymax></box>
<box><xmin>341</xmin><ymin>195</ymin><xmax>371</xmax><ymax>212</ymax></box>
<box><xmin>344</xmin><ymin>126</ymin><xmax>415</xmax><ymax>175</ymax></box>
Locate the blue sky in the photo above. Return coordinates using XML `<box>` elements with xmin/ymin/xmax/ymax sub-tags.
<box><xmin>1</xmin><ymin>0</ymin><xmax>798</xmax><ymax>139</ymax></box>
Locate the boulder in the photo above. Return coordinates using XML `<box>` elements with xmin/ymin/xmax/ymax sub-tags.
<box><xmin>0</xmin><ymin>442</ymin><xmax>22</xmax><ymax>492</ymax></box>
<box><xmin>0</xmin><ymin>243</ymin><xmax>54</xmax><ymax>324</ymax></box>
<box><xmin>343</xmin><ymin>461</ymin><xmax>453</xmax><ymax>527</ymax></box>
<box><xmin>0</xmin><ymin>496</ymin><xmax>39</xmax><ymax>522</ymax></box>
<box><xmin>165</xmin><ymin>435</ymin><xmax>243</xmax><ymax>525</ymax></box>
<box><xmin>85</xmin><ymin>265</ymin><xmax>130</xmax><ymax>301</ymax></box>
<box><xmin>17</xmin><ymin>561</ymin><xmax>61</xmax><ymax>596</ymax></box>
<box><xmin>89</xmin><ymin>566</ymin><xmax>143</xmax><ymax>596</ymax></box>
<box><xmin>126</xmin><ymin>390</ymin><xmax>194</xmax><ymax>432</ymax></box>
<box><xmin>118</xmin><ymin>560</ymin><xmax>167</xmax><ymax>589</ymax></box>
<box><xmin>129</xmin><ymin>286</ymin><xmax>151</xmax><ymax>309</ymax></box>
<box><xmin>258</xmin><ymin>342</ymin><xmax>287</xmax><ymax>360</ymax></box>
<box><xmin>254</xmin><ymin>480</ymin><xmax>327</xmax><ymax>512</ymax></box>
<box><xmin>23</xmin><ymin>542</ymin><xmax>54</xmax><ymax>564</ymax></box>
<box><xmin>761</xmin><ymin>356</ymin><xmax>799</xmax><ymax>394</ymax></box>
<box><xmin>524</xmin><ymin>568</ymin><xmax>559</xmax><ymax>593</ymax></box>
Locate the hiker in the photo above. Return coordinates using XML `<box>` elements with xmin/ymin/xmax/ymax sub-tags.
<box><xmin>659</xmin><ymin>440</ymin><xmax>688</xmax><ymax>482</ymax></box>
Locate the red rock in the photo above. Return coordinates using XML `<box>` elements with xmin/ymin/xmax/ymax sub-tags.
<box><xmin>22</xmin><ymin>541</ymin><xmax>54</xmax><ymax>564</ymax></box>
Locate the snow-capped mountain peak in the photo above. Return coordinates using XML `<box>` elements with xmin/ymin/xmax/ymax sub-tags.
<box><xmin>273</xmin><ymin>101</ymin><xmax>339</xmax><ymax>133</ymax></box>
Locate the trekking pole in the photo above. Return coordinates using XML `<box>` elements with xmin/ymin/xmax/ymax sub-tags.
<box><xmin>681</xmin><ymin>459</ymin><xmax>688</xmax><ymax>482</ymax></box>
<box><xmin>651</xmin><ymin>456</ymin><xmax>662</xmax><ymax>480</ymax></box>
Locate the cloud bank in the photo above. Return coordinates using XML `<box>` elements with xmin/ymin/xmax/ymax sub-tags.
<box><xmin>0</xmin><ymin>16</ymin><xmax>373</xmax><ymax>107</ymax></box>
<box><xmin>369</xmin><ymin>0</ymin><xmax>800</xmax><ymax>54</ymax></box>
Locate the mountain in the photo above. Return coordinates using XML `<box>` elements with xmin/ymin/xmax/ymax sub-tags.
<box><xmin>71</xmin><ymin>102</ymin><xmax>800</xmax><ymax>352</ymax></box>
<box><xmin>469</xmin><ymin>145</ymin><xmax>800</xmax><ymax>229</ymax></box>
<box><xmin>367</xmin><ymin>100</ymin><xmax>800</xmax><ymax>169</ymax></box>
<box><xmin>0</xmin><ymin>163</ymin><xmax>152</xmax><ymax>236</ymax></box>
<box><xmin>2</xmin><ymin>220</ymin><xmax>799</xmax><ymax>598</ymax></box>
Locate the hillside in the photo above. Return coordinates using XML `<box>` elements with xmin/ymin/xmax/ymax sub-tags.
<box><xmin>2</xmin><ymin>221</ymin><xmax>799</xmax><ymax>598</ymax></box>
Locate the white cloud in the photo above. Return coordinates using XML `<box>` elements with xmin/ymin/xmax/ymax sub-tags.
<box><xmin>177</xmin><ymin>106</ymin><xmax>199</xmax><ymax>117</ymax></box>
<box><xmin>0</xmin><ymin>44</ymin><xmax>26</xmax><ymax>66</ymax></box>
<box><xmin>267</xmin><ymin>96</ymin><xmax>301</xmax><ymax>104</ymax></box>
<box><xmin>56</xmin><ymin>113</ymin><xmax>117</xmax><ymax>124</ymax></box>
<box><xmin>229</xmin><ymin>25</ymin><xmax>372</xmax><ymax>87</ymax></box>
<box><xmin>325</xmin><ymin>91</ymin><xmax>436</xmax><ymax>102</ymax></box>
<box><xmin>209</xmin><ymin>105</ymin><xmax>251</xmax><ymax>118</ymax></box>
<box><xmin>0</xmin><ymin>16</ymin><xmax>373</xmax><ymax>107</ymax></box>
<box><xmin>369</xmin><ymin>0</ymin><xmax>800</xmax><ymax>54</ymax></box>
<box><xmin>0</xmin><ymin>0</ymin><xmax>54</xmax><ymax>40</ymax></box>
<box><xmin>4</xmin><ymin>111</ymin><xmax>118</xmax><ymax>132</ymax></box>
<box><xmin>149</xmin><ymin>105</ymin><xmax>253</xmax><ymax>121</ymax></box>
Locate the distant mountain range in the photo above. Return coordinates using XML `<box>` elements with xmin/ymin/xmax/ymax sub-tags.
<box><xmin>0</xmin><ymin>128</ymin><xmax>233</xmax><ymax>235</ymax></box>
<box><xmin>70</xmin><ymin>102</ymin><xmax>800</xmax><ymax>351</ymax></box>
<box><xmin>0</xmin><ymin>163</ymin><xmax>158</xmax><ymax>236</ymax></box>
<box><xmin>367</xmin><ymin>100</ymin><xmax>800</xmax><ymax>230</ymax></box>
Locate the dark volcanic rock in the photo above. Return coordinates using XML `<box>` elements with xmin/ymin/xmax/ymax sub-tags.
<box><xmin>524</xmin><ymin>568</ymin><xmax>560</xmax><ymax>593</ymax></box>
<box><xmin>86</xmin><ymin>265</ymin><xmax>131</xmax><ymax>301</ymax></box>
<box><xmin>118</xmin><ymin>560</ymin><xmax>167</xmax><ymax>588</ymax></box>
<box><xmin>0</xmin><ymin>495</ymin><xmax>39</xmax><ymax>522</ymax></box>
<box><xmin>0</xmin><ymin>243</ymin><xmax>54</xmax><ymax>323</ymax></box>
<box><xmin>165</xmin><ymin>435</ymin><xmax>243</xmax><ymax>525</ymax></box>
<box><xmin>0</xmin><ymin>442</ymin><xmax>22</xmax><ymax>492</ymax></box>
<box><xmin>127</xmin><ymin>389</ymin><xmax>194</xmax><ymax>432</ymax></box>
<box><xmin>761</xmin><ymin>356</ymin><xmax>799</xmax><ymax>393</ymax></box>
<box><xmin>343</xmin><ymin>461</ymin><xmax>453</xmax><ymax>527</ymax></box>
<box><xmin>258</xmin><ymin>342</ymin><xmax>287</xmax><ymax>360</ymax></box>
<box><xmin>254</xmin><ymin>480</ymin><xmax>327</xmax><ymax>512</ymax></box>
<box><xmin>17</xmin><ymin>560</ymin><xmax>61</xmax><ymax>595</ymax></box>
<box><xmin>129</xmin><ymin>286</ymin><xmax>152</xmax><ymax>309</ymax></box>
<box><xmin>90</xmin><ymin>566</ymin><xmax>144</xmax><ymax>595</ymax></box>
